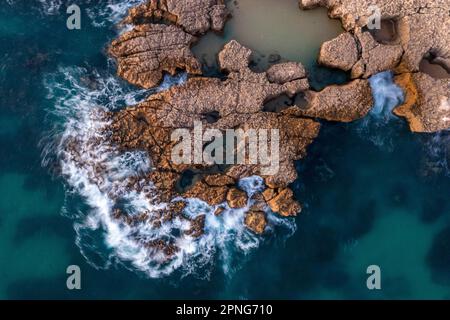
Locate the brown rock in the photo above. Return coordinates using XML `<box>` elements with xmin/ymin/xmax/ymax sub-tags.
<box><xmin>123</xmin><ymin>0</ymin><xmax>229</xmax><ymax>35</ymax></box>
<box><xmin>226</xmin><ymin>188</ymin><xmax>248</xmax><ymax>209</ymax></box>
<box><xmin>244</xmin><ymin>210</ymin><xmax>267</xmax><ymax>234</ymax></box>
<box><xmin>267</xmin><ymin>188</ymin><xmax>302</xmax><ymax>217</ymax></box>
<box><xmin>302</xmin><ymin>0</ymin><xmax>450</xmax><ymax>132</ymax></box>
<box><xmin>185</xmin><ymin>214</ymin><xmax>206</xmax><ymax>238</ymax></box>
<box><xmin>109</xmin><ymin>24</ymin><xmax>201</xmax><ymax>89</ymax></box>
<box><xmin>204</xmin><ymin>174</ymin><xmax>235</xmax><ymax>187</ymax></box>
<box><xmin>394</xmin><ymin>72</ymin><xmax>450</xmax><ymax>133</ymax></box>
<box><xmin>318</xmin><ymin>32</ymin><xmax>358</xmax><ymax>71</ymax></box>
<box><xmin>214</xmin><ymin>206</ymin><xmax>226</xmax><ymax>216</ymax></box>
<box><xmin>294</xmin><ymin>79</ymin><xmax>374</xmax><ymax>122</ymax></box>
<box><xmin>266</xmin><ymin>62</ymin><xmax>307</xmax><ymax>84</ymax></box>
<box><xmin>183</xmin><ymin>181</ymin><xmax>228</xmax><ymax>206</ymax></box>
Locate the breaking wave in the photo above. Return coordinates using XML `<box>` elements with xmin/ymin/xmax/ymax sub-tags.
<box><xmin>7</xmin><ymin>0</ymin><xmax>144</xmax><ymax>27</ymax></box>
<box><xmin>355</xmin><ymin>71</ymin><xmax>405</xmax><ymax>150</ymax></box>
<box><xmin>42</xmin><ymin>65</ymin><xmax>295</xmax><ymax>278</ymax></box>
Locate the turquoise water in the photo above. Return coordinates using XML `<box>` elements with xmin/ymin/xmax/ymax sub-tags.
<box><xmin>1</xmin><ymin>0</ymin><xmax>450</xmax><ymax>299</ymax></box>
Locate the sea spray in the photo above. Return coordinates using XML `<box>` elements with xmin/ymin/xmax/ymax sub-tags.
<box><xmin>355</xmin><ymin>71</ymin><xmax>405</xmax><ymax>150</ymax></box>
<box><xmin>368</xmin><ymin>71</ymin><xmax>404</xmax><ymax>119</ymax></box>
<box><xmin>42</xmin><ymin>66</ymin><xmax>296</xmax><ymax>278</ymax></box>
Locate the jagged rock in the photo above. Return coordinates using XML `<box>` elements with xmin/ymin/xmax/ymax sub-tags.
<box><xmin>266</xmin><ymin>62</ymin><xmax>308</xmax><ymax>84</ymax></box>
<box><xmin>184</xmin><ymin>181</ymin><xmax>228</xmax><ymax>205</ymax></box>
<box><xmin>267</xmin><ymin>188</ymin><xmax>302</xmax><ymax>217</ymax></box>
<box><xmin>394</xmin><ymin>72</ymin><xmax>450</xmax><ymax>133</ymax></box>
<box><xmin>122</xmin><ymin>0</ymin><xmax>229</xmax><ymax>35</ymax></box>
<box><xmin>244</xmin><ymin>210</ymin><xmax>267</xmax><ymax>234</ymax></box>
<box><xmin>111</xmin><ymin>0</ymin><xmax>230</xmax><ymax>89</ymax></box>
<box><xmin>109</xmin><ymin>41</ymin><xmax>319</xmax><ymax>232</ymax></box>
<box><xmin>109</xmin><ymin>24</ymin><xmax>201</xmax><ymax>89</ymax></box>
<box><xmin>204</xmin><ymin>174</ymin><xmax>235</xmax><ymax>186</ymax></box>
<box><xmin>262</xmin><ymin>188</ymin><xmax>276</xmax><ymax>202</ymax></box>
<box><xmin>301</xmin><ymin>0</ymin><xmax>450</xmax><ymax>132</ymax></box>
<box><xmin>318</xmin><ymin>32</ymin><xmax>358</xmax><ymax>71</ymax></box>
<box><xmin>185</xmin><ymin>214</ymin><xmax>206</xmax><ymax>238</ymax></box>
<box><xmin>226</xmin><ymin>188</ymin><xmax>248</xmax><ymax>209</ymax></box>
<box><xmin>353</xmin><ymin>30</ymin><xmax>403</xmax><ymax>78</ymax></box>
<box><xmin>293</xmin><ymin>79</ymin><xmax>374</xmax><ymax>122</ymax></box>
<box><xmin>214</xmin><ymin>206</ymin><xmax>226</xmax><ymax>216</ymax></box>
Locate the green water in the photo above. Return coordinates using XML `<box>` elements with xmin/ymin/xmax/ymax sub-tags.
<box><xmin>0</xmin><ymin>0</ymin><xmax>449</xmax><ymax>299</ymax></box>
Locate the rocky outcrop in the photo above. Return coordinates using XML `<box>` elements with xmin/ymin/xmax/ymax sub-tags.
<box><xmin>110</xmin><ymin>24</ymin><xmax>202</xmax><ymax>89</ymax></box>
<box><xmin>301</xmin><ymin>0</ymin><xmax>450</xmax><ymax>132</ymax></box>
<box><xmin>108</xmin><ymin>41</ymin><xmax>319</xmax><ymax>232</ymax></box>
<box><xmin>293</xmin><ymin>79</ymin><xmax>374</xmax><ymax>122</ymax></box>
<box><xmin>244</xmin><ymin>210</ymin><xmax>267</xmax><ymax>234</ymax></box>
<box><xmin>122</xmin><ymin>0</ymin><xmax>229</xmax><ymax>35</ymax></box>
<box><xmin>110</xmin><ymin>0</ymin><xmax>229</xmax><ymax>88</ymax></box>
<box><xmin>227</xmin><ymin>188</ymin><xmax>248</xmax><ymax>209</ymax></box>
<box><xmin>394</xmin><ymin>72</ymin><xmax>450</xmax><ymax>133</ymax></box>
<box><xmin>318</xmin><ymin>32</ymin><xmax>358</xmax><ymax>71</ymax></box>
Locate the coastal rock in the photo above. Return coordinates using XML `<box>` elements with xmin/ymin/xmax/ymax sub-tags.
<box><xmin>226</xmin><ymin>188</ymin><xmax>248</xmax><ymax>209</ymax></box>
<box><xmin>266</xmin><ymin>62</ymin><xmax>308</xmax><ymax>84</ymax></box>
<box><xmin>267</xmin><ymin>188</ymin><xmax>302</xmax><ymax>217</ymax></box>
<box><xmin>108</xmin><ymin>41</ymin><xmax>320</xmax><ymax>236</ymax></box>
<box><xmin>122</xmin><ymin>0</ymin><xmax>229</xmax><ymax>35</ymax></box>
<box><xmin>302</xmin><ymin>0</ymin><xmax>450</xmax><ymax>132</ymax></box>
<box><xmin>294</xmin><ymin>79</ymin><xmax>374</xmax><ymax>122</ymax></box>
<box><xmin>318</xmin><ymin>32</ymin><xmax>358</xmax><ymax>71</ymax></box>
<box><xmin>111</xmin><ymin>0</ymin><xmax>229</xmax><ymax>89</ymax></box>
<box><xmin>394</xmin><ymin>72</ymin><xmax>450</xmax><ymax>133</ymax></box>
<box><xmin>244</xmin><ymin>210</ymin><xmax>267</xmax><ymax>234</ymax></box>
<box><xmin>109</xmin><ymin>24</ymin><xmax>201</xmax><ymax>89</ymax></box>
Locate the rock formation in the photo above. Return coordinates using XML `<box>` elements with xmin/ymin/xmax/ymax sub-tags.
<box><xmin>101</xmin><ymin>0</ymin><xmax>450</xmax><ymax>254</ymax></box>
<box><xmin>300</xmin><ymin>0</ymin><xmax>450</xmax><ymax>132</ymax></box>
<box><xmin>110</xmin><ymin>0</ymin><xmax>229</xmax><ymax>88</ymax></box>
<box><xmin>108</xmin><ymin>39</ymin><xmax>321</xmax><ymax>235</ymax></box>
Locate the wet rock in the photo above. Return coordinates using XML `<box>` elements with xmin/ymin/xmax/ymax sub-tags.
<box><xmin>226</xmin><ymin>187</ymin><xmax>248</xmax><ymax>209</ymax></box>
<box><xmin>185</xmin><ymin>214</ymin><xmax>206</xmax><ymax>238</ymax></box>
<box><xmin>267</xmin><ymin>188</ymin><xmax>302</xmax><ymax>217</ymax></box>
<box><xmin>214</xmin><ymin>206</ymin><xmax>226</xmax><ymax>216</ymax></box>
<box><xmin>293</xmin><ymin>79</ymin><xmax>374</xmax><ymax>122</ymax></box>
<box><xmin>244</xmin><ymin>210</ymin><xmax>267</xmax><ymax>234</ymax></box>
<box><xmin>394</xmin><ymin>72</ymin><xmax>450</xmax><ymax>133</ymax></box>
<box><xmin>302</xmin><ymin>0</ymin><xmax>450</xmax><ymax>132</ymax></box>
<box><xmin>109</xmin><ymin>24</ymin><xmax>201</xmax><ymax>89</ymax></box>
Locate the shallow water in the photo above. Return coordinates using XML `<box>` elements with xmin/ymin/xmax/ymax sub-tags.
<box><xmin>193</xmin><ymin>0</ymin><xmax>343</xmax><ymax>72</ymax></box>
<box><xmin>1</xmin><ymin>0</ymin><xmax>450</xmax><ymax>299</ymax></box>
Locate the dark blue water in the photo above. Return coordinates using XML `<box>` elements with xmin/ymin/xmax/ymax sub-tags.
<box><xmin>1</xmin><ymin>0</ymin><xmax>450</xmax><ymax>299</ymax></box>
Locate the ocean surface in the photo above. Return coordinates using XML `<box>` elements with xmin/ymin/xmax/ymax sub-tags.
<box><xmin>1</xmin><ymin>0</ymin><xmax>450</xmax><ymax>299</ymax></box>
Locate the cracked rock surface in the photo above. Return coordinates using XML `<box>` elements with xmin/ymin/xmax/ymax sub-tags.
<box><xmin>300</xmin><ymin>0</ymin><xmax>450</xmax><ymax>132</ymax></box>
<box><xmin>109</xmin><ymin>40</ymin><xmax>320</xmax><ymax>234</ymax></box>
<box><xmin>110</xmin><ymin>0</ymin><xmax>229</xmax><ymax>88</ymax></box>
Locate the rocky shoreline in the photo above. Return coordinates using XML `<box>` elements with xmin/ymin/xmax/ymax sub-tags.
<box><xmin>75</xmin><ymin>0</ymin><xmax>449</xmax><ymax>260</ymax></box>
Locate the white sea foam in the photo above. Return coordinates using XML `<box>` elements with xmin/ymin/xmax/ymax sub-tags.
<box><xmin>86</xmin><ymin>0</ymin><xmax>146</xmax><ymax>28</ymax></box>
<box><xmin>42</xmin><ymin>67</ymin><xmax>296</xmax><ymax>278</ymax></box>
<box><xmin>356</xmin><ymin>71</ymin><xmax>405</xmax><ymax>150</ymax></box>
